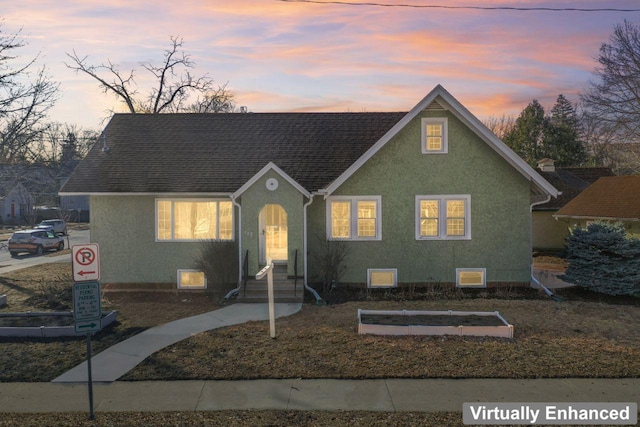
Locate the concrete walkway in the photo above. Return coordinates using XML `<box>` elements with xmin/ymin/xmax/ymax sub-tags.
<box><xmin>1</xmin><ymin>378</ymin><xmax>638</xmax><ymax>413</ymax></box>
<box><xmin>53</xmin><ymin>303</ymin><xmax>302</xmax><ymax>383</ymax></box>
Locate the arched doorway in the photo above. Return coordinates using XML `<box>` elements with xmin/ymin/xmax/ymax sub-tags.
<box><xmin>259</xmin><ymin>204</ymin><xmax>288</xmax><ymax>264</ymax></box>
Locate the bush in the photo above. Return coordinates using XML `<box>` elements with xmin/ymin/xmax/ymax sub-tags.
<box><xmin>561</xmin><ymin>222</ymin><xmax>640</xmax><ymax>296</ymax></box>
<box><xmin>312</xmin><ymin>235</ymin><xmax>352</xmax><ymax>294</ymax></box>
<box><xmin>193</xmin><ymin>241</ymin><xmax>238</xmax><ymax>298</ymax></box>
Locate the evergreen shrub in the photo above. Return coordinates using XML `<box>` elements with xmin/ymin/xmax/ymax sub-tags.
<box><xmin>561</xmin><ymin>222</ymin><xmax>640</xmax><ymax>296</ymax></box>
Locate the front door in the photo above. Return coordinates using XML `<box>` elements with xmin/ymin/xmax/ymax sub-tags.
<box><xmin>259</xmin><ymin>204</ymin><xmax>288</xmax><ymax>264</ymax></box>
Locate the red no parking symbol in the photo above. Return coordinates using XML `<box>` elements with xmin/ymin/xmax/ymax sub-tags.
<box><xmin>75</xmin><ymin>247</ymin><xmax>96</xmax><ymax>266</ymax></box>
<box><xmin>72</xmin><ymin>244</ymin><xmax>100</xmax><ymax>282</ymax></box>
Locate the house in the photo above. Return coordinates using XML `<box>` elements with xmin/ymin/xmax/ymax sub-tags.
<box><xmin>533</xmin><ymin>159</ymin><xmax>614</xmax><ymax>250</ymax></box>
<box><xmin>60</xmin><ymin>85</ymin><xmax>558</xmax><ymax>292</ymax></box>
<box><xmin>554</xmin><ymin>175</ymin><xmax>640</xmax><ymax>237</ymax></box>
<box><xmin>0</xmin><ymin>181</ymin><xmax>34</xmax><ymax>225</ymax></box>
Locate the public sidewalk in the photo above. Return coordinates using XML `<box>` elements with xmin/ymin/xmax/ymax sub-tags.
<box><xmin>53</xmin><ymin>303</ymin><xmax>302</xmax><ymax>383</ymax></box>
<box><xmin>1</xmin><ymin>378</ymin><xmax>638</xmax><ymax>413</ymax></box>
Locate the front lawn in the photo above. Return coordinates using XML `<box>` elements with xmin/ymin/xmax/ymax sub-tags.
<box><xmin>1</xmin><ymin>262</ymin><xmax>639</xmax><ymax>383</ymax></box>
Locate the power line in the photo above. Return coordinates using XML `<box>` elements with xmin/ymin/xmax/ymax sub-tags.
<box><xmin>277</xmin><ymin>0</ymin><xmax>640</xmax><ymax>12</ymax></box>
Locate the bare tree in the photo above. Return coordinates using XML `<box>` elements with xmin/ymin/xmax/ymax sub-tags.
<box><xmin>581</xmin><ymin>20</ymin><xmax>640</xmax><ymax>142</ymax></box>
<box><xmin>483</xmin><ymin>114</ymin><xmax>516</xmax><ymax>139</ymax></box>
<box><xmin>65</xmin><ymin>36</ymin><xmax>234</xmax><ymax>115</ymax></box>
<box><xmin>0</xmin><ymin>26</ymin><xmax>59</xmax><ymax>163</ymax></box>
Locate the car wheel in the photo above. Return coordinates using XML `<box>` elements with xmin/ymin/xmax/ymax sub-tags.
<box><xmin>10</xmin><ymin>252</ymin><xmax>18</xmax><ymax>257</ymax></box>
<box><xmin>57</xmin><ymin>241</ymin><xmax>64</xmax><ymax>251</ymax></box>
<box><xmin>35</xmin><ymin>245</ymin><xmax>43</xmax><ymax>255</ymax></box>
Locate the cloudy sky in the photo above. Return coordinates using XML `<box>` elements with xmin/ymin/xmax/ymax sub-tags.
<box><xmin>3</xmin><ymin>1</ymin><xmax>640</xmax><ymax>130</ymax></box>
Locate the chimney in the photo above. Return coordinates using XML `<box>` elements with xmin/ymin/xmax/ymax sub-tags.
<box><xmin>537</xmin><ymin>158</ymin><xmax>555</xmax><ymax>172</ymax></box>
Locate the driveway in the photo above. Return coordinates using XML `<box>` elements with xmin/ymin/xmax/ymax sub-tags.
<box><xmin>0</xmin><ymin>228</ymin><xmax>90</xmax><ymax>274</ymax></box>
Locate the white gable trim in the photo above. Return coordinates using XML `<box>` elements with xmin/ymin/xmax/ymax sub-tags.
<box><xmin>232</xmin><ymin>162</ymin><xmax>311</xmax><ymax>199</ymax></box>
<box><xmin>324</xmin><ymin>84</ymin><xmax>559</xmax><ymax>198</ymax></box>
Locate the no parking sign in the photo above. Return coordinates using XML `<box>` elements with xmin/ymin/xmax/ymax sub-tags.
<box><xmin>72</xmin><ymin>244</ymin><xmax>101</xmax><ymax>282</ymax></box>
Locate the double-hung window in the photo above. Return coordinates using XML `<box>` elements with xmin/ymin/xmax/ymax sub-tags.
<box><xmin>415</xmin><ymin>195</ymin><xmax>470</xmax><ymax>240</ymax></box>
<box><xmin>421</xmin><ymin>118</ymin><xmax>448</xmax><ymax>154</ymax></box>
<box><xmin>156</xmin><ymin>199</ymin><xmax>234</xmax><ymax>241</ymax></box>
<box><xmin>327</xmin><ymin>196</ymin><xmax>381</xmax><ymax>240</ymax></box>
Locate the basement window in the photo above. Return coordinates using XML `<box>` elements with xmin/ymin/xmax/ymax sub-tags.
<box><xmin>456</xmin><ymin>268</ymin><xmax>486</xmax><ymax>288</ymax></box>
<box><xmin>367</xmin><ymin>268</ymin><xmax>397</xmax><ymax>288</ymax></box>
<box><xmin>177</xmin><ymin>270</ymin><xmax>207</xmax><ymax>289</ymax></box>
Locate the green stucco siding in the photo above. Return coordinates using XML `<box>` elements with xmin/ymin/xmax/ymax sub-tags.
<box><xmin>307</xmin><ymin>110</ymin><xmax>533</xmax><ymax>285</ymax></box>
<box><xmin>91</xmin><ymin>195</ymin><xmax>236</xmax><ymax>284</ymax></box>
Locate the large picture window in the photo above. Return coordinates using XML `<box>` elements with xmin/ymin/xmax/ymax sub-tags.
<box><xmin>156</xmin><ymin>199</ymin><xmax>234</xmax><ymax>241</ymax></box>
<box><xmin>415</xmin><ymin>195</ymin><xmax>470</xmax><ymax>240</ymax></box>
<box><xmin>327</xmin><ymin>196</ymin><xmax>381</xmax><ymax>240</ymax></box>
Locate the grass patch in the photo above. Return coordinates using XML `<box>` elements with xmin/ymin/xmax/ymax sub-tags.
<box><xmin>1</xmin><ymin>261</ymin><xmax>639</xmax><ymax>383</ymax></box>
<box><xmin>0</xmin><ymin>411</ymin><xmax>464</xmax><ymax>427</ymax></box>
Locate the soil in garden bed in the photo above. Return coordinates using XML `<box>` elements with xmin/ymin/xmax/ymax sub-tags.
<box><xmin>0</xmin><ymin>315</ymin><xmax>75</xmax><ymax>327</ymax></box>
<box><xmin>360</xmin><ymin>313</ymin><xmax>506</xmax><ymax>327</ymax></box>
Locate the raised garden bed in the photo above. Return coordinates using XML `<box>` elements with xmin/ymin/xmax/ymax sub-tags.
<box><xmin>0</xmin><ymin>310</ymin><xmax>118</xmax><ymax>338</ymax></box>
<box><xmin>358</xmin><ymin>309</ymin><xmax>514</xmax><ymax>338</ymax></box>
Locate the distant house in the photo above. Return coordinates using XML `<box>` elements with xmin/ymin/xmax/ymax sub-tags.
<box><xmin>0</xmin><ymin>182</ymin><xmax>33</xmax><ymax>225</ymax></box>
<box><xmin>60</xmin><ymin>85</ymin><xmax>558</xmax><ymax>291</ymax></box>
<box><xmin>533</xmin><ymin>159</ymin><xmax>614</xmax><ymax>250</ymax></box>
<box><xmin>554</xmin><ymin>175</ymin><xmax>640</xmax><ymax>238</ymax></box>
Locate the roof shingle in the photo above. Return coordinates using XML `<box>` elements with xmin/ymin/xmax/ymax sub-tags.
<box><xmin>61</xmin><ymin>112</ymin><xmax>406</xmax><ymax>194</ymax></box>
<box><xmin>555</xmin><ymin>175</ymin><xmax>640</xmax><ymax>220</ymax></box>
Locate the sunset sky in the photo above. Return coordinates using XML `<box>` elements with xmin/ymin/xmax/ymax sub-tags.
<box><xmin>4</xmin><ymin>1</ymin><xmax>640</xmax><ymax>130</ymax></box>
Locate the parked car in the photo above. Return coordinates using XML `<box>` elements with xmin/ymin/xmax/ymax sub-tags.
<box><xmin>8</xmin><ymin>229</ymin><xmax>65</xmax><ymax>256</ymax></box>
<box><xmin>35</xmin><ymin>219</ymin><xmax>67</xmax><ymax>235</ymax></box>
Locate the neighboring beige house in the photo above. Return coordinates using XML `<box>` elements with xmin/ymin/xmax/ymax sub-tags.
<box><xmin>554</xmin><ymin>175</ymin><xmax>640</xmax><ymax>238</ymax></box>
<box><xmin>533</xmin><ymin>159</ymin><xmax>613</xmax><ymax>250</ymax></box>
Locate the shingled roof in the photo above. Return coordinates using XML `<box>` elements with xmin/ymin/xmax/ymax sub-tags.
<box><xmin>536</xmin><ymin>167</ymin><xmax>614</xmax><ymax>211</ymax></box>
<box><xmin>555</xmin><ymin>175</ymin><xmax>640</xmax><ymax>221</ymax></box>
<box><xmin>60</xmin><ymin>112</ymin><xmax>406</xmax><ymax>194</ymax></box>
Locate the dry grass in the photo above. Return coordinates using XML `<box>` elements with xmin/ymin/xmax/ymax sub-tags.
<box><xmin>0</xmin><ymin>411</ymin><xmax>464</xmax><ymax>427</ymax></box>
<box><xmin>1</xmin><ymin>262</ymin><xmax>640</xmax><ymax>384</ymax></box>
<box><xmin>123</xmin><ymin>295</ymin><xmax>640</xmax><ymax>381</ymax></box>
<box><xmin>1</xmin><ymin>262</ymin><xmax>639</xmax><ymax>425</ymax></box>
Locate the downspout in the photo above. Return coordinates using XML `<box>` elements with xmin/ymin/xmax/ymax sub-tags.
<box><xmin>530</xmin><ymin>194</ymin><xmax>561</xmax><ymax>301</ymax></box>
<box><xmin>303</xmin><ymin>195</ymin><xmax>324</xmax><ymax>304</ymax></box>
<box><xmin>224</xmin><ymin>195</ymin><xmax>243</xmax><ymax>299</ymax></box>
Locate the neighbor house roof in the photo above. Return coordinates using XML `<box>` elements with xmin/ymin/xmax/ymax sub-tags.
<box><xmin>536</xmin><ymin>167</ymin><xmax>613</xmax><ymax>211</ymax></box>
<box><xmin>554</xmin><ymin>175</ymin><xmax>640</xmax><ymax>221</ymax></box>
<box><xmin>60</xmin><ymin>85</ymin><xmax>558</xmax><ymax>198</ymax></box>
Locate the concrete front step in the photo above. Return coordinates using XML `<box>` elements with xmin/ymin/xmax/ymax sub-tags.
<box><xmin>237</xmin><ymin>279</ymin><xmax>303</xmax><ymax>303</ymax></box>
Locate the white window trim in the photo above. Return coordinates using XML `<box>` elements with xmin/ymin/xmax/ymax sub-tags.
<box><xmin>367</xmin><ymin>268</ymin><xmax>398</xmax><ymax>288</ymax></box>
<box><xmin>421</xmin><ymin>117</ymin><xmax>448</xmax><ymax>154</ymax></box>
<box><xmin>177</xmin><ymin>269</ymin><xmax>208</xmax><ymax>289</ymax></box>
<box><xmin>456</xmin><ymin>268</ymin><xmax>486</xmax><ymax>288</ymax></box>
<box><xmin>415</xmin><ymin>195</ymin><xmax>471</xmax><ymax>240</ymax></box>
<box><xmin>155</xmin><ymin>198</ymin><xmax>235</xmax><ymax>242</ymax></box>
<box><xmin>326</xmin><ymin>196</ymin><xmax>382</xmax><ymax>241</ymax></box>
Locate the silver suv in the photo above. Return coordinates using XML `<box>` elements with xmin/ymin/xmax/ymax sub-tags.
<box><xmin>8</xmin><ymin>229</ymin><xmax>65</xmax><ymax>257</ymax></box>
<box><xmin>35</xmin><ymin>219</ymin><xmax>67</xmax><ymax>235</ymax></box>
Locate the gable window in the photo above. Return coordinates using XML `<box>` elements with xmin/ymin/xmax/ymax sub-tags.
<box><xmin>421</xmin><ymin>118</ymin><xmax>448</xmax><ymax>154</ymax></box>
<box><xmin>156</xmin><ymin>199</ymin><xmax>234</xmax><ymax>241</ymax></box>
<box><xmin>416</xmin><ymin>195</ymin><xmax>470</xmax><ymax>240</ymax></box>
<box><xmin>327</xmin><ymin>196</ymin><xmax>381</xmax><ymax>240</ymax></box>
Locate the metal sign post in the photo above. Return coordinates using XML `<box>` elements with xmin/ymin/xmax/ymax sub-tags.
<box><xmin>72</xmin><ymin>244</ymin><xmax>102</xmax><ymax>421</ymax></box>
<box><xmin>256</xmin><ymin>261</ymin><xmax>276</xmax><ymax>338</ymax></box>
